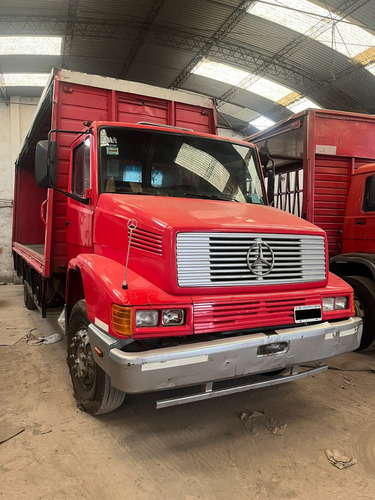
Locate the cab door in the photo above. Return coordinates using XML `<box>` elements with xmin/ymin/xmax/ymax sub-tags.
<box><xmin>343</xmin><ymin>172</ymin><xmax>375</xmax><ymax>253</ymax></box>
<box><xmin>65</xmin><ymin>135</ymin><xmax>94</xmax><ymax>261</ymax></box>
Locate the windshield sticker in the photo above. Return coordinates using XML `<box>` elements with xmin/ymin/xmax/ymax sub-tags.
<box><xmin>100</xmin><ymin>129</ymin><xmax>118</xmax><ymax>146</ymax></box>
<box><xmin>106</xmin><ymin>145</ymin><xmax>119</xmax><ymax>156</ymax></box>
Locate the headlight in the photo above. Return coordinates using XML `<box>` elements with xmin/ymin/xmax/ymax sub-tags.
<box><xmin>335</xmin><ymin>296</ymin><xmax>348</xmax><ymax>310</ymax></box>
<box><xmin>323</xmin><ymin>297</ymin><xmax>348</xmax><ymax>311</ymax></box>
<box><xmin>135</xmin><ymin>310</ymin><xmax>159</xmax><ymax>327</ymax></box>
<box><xmin>323</xmin><ymin>298</ymin><xmax>335</xmax><ymax>311</ymax></box>
<box><xmin>162</xmin><ymin>309</ymin><xmax>185</xmax><ymax>326</ymax></box>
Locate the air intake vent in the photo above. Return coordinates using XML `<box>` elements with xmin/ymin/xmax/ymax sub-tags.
<box><xmin>129</xmin><ymin>227</ymin><xmax>162</xmax><ymax>255</ymax></box>
<box><xmin>176</xmin><ymin>232</ymin><xmax>326</xmax><ymax>287</ymax></box>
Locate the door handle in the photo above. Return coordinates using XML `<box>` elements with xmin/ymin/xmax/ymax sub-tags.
<box><xmin>40</xmin><ymin>199</ymin><xmax>47</xmax><ymax>225</ymax></box>
<box><xmin>354</xmin><ymin>218</ymin><xmax>366</xmax><ymax>226</ymax></box>
<box><xmin>65</xmin><ymin>220</ymin><xmax>71</xmax><ymax>227</ymax></box>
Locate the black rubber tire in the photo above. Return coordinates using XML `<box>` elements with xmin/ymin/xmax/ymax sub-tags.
<box><xmin>23</xmin><ymin>282</ymin><xmax>37</xmax><ymax>310</ymax></box>
<box><xmin>67</xmin><ymin>300</ymin><xmax>126</xmax><ymax>415</ymax></box>
<box><xmin>343</xmin><ymin>276</ymin><xmax>375</xmax><ymax>352</ymax></box>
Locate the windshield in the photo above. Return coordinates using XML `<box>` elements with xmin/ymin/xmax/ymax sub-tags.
<box><xmin>99</xmin><ymin>127</ymin><xmax>265</xmax><ymax>204</ymax></box>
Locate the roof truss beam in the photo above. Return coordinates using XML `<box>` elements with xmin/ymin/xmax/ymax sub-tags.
<box><xmin>118</xmin><ymin>0</ymin><xmax>165</xmax><ymax>79</ymax></box>
<box><xmin>0</xmin><ymin>1</ymin><xmax>370</xmax><ymax>112</ymax></box>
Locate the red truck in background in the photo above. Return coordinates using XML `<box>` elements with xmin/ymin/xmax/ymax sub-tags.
<box><xmin>249</xmin><ymin>109</ymin><xmax>375</xmax><ymax>351</ymax></box>
<box><xmin>12</xmin><ymin>70</ymin><xmax>362</xmax><ymax>415</ymax></box>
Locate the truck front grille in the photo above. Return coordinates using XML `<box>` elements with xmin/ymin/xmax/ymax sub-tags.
<box><xmin>176</xmin><ymin>232</ymin><xmax>326</xmax><ymax>287</ymax></box>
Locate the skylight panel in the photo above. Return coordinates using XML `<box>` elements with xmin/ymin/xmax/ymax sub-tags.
<box><xmin>248</xmin><ymin>0</ymin><xmax>375</xmax><ymax>59</ymax></box>
<box><xmin>366</xmin><ymin>62</ymin><xmax>375</xmax><ymax>76</ymax></box>
<box><xmin>287</xmin><ymin>97</ymin><xmax>321</xmax><ymax>113</ymax></box>
<box><xmin>193</xmin><ymin>59</ymin><xmax>249</xmax><ymax>86</ymax></box>
<box><xmin>247</xmin><ymin>77</ymin><xmax>291</xmax><ymax>101</ymax></box>
<box><xmin>0</xmin><ymin>37</ymin><xmax>62</xmax><ymax>55</ymax></box>
<box><xmin>3</xmin><ymin>74</ymin><xmax>50</xmax><ymax>87</ymax></box>
<box><xmin>250</xmin><ymin>116</ymin><xmax>276</xmax><ymax>130</ymax></box>
<box><xmin>192</xmin><ymin>59</ymin><xmax>292</xmax><ymax>101</ymax></box>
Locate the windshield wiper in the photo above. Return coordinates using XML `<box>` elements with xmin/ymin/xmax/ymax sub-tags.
<box><xmin>182</xmin><ymin>192</ymin><xmax>240</xmax><ymax>202</ymax></box>
<box><xmin>115</xmin><ymin>190</ymin><xmax>156</xmax><ymax>195</ymax></box>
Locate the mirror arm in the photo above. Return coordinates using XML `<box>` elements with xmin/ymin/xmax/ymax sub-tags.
<box><xmin>47</xmin><ymin>127</ymin><xmax>91</xmax><ymax>185</ymax></box>
<box><xmin>53</xmin><ymin>186</ymin><xmax>90</xmax><ymax>205</ymax></box>
<box><xmin>266</xmin><ymin>158</ymin><xmax>275</xmax><ymax>207</ymax></box>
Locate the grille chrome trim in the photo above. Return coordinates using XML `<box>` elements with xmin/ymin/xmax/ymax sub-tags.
<box><xmin>176</xmin><ymin>232</ymin><xmax>326</xmax><ymax>287</ymax></box>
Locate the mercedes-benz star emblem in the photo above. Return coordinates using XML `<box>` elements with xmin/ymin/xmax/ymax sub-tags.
<box><xmin>246</xmin><ymin>239</ymin><xmax>275</xmax><ymax>276</ymax></box>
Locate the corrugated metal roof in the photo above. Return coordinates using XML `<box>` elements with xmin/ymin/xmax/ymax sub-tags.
<box><xmin>0</xmin><ymin>0</ymin><xmax>374</xmax><ymax>134</ymax></box>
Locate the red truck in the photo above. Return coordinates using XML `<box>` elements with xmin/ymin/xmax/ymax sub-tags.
<box><xmin>12</xmin><ymin>70</ymin><xmax>362</xmax><ymax>415</ymax></box>
<box><xmin>249</xmin><ymin>109</ymin><xmax>375</xmax><ymax>352</ymax></box>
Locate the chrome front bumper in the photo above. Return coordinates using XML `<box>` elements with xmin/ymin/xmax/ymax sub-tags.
<box><xmin>89</xmin><ymin>317</ymin><xmax>362</xmax><ymax>401</ymax></box>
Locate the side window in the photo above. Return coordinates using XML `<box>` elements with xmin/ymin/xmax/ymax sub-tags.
<box><xmin>363</xmin><ymin>174</ymin><xmax>375</xmax><ymax>212</ymax></box>
<box><xmin>72</xmin><ymin>138</ymin><xmax>90</xmax><ymax>197</ymax></box>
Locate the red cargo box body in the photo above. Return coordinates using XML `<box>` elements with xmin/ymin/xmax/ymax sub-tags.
<box><xmin>12</xmin><ymin>69</ymin><xmax>216</xmax><ymax>278</ymax></box>
<box><xmin>249</xmin><ymin>109</ymin><xmax>375</xmax><ymax>257</ymax></box>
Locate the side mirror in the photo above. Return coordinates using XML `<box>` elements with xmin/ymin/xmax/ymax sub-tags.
<box><xmin>259</xmin><ymin>150</ymin><xmax>270</xmax><ymax>168</ymax></box>
<box><xmin>35</xmin><ymin>140</ymin><xmax>58</xmax><ymax>188</ymax></box>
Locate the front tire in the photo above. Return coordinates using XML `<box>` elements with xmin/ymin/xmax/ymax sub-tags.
<box><xmin>67</xmin><ymin>300</ymin><xmax>126</xmax><ymax>415</ymax></box>
<box><xmin>343</xmin><ymin>276</ymin><xmax>375</xmax><ymax>352</ymax></box>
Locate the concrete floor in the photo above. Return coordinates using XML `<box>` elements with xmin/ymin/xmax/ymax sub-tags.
<box><xmin>1</xmin><ymin>284</ymin><xmax>375</xmax><ymax>500</ymax></box>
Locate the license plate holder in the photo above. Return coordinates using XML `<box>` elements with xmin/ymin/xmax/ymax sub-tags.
<box><xmin>294</xmin><ymin>304</ymin><xmax>322</xmax><ymax>324</ymax></box>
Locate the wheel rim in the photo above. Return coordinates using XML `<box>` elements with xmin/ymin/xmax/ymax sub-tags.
<box><xmin>353</xmin><ymin>295</ymin><xmax>365</xmax><ymax>321</ymax></box>
<box><xmin>70</xmin><ymin>327</ymin><xmax>96</xmax><ymax>390</ymax></box>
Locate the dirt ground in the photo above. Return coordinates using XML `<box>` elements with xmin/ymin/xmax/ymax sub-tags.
<box><xmin>1</xmin><ymin>284</ymin><xmax>375</xmax><ymax>500</ymax></box>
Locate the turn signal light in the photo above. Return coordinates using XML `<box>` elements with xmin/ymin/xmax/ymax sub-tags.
<box><xmin>112</xmin><ymin>305</ymin><xmax>133</xmax><ymax>336</ymax></box>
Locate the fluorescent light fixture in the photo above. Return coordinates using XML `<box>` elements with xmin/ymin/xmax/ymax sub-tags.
<box><xmin>248</xmin><ymin>0</ymin><xmax>375</xmax><ymax>59</ymax></box>
<box><xmin>287</xmin><ymin>97</ymin><xmax>321</xmax><ymax>113</ymax></box>
<box><xmin>193</xmin><ymin>59</ymin><xmax>292</xmax><ymax>101</ymax></box>
<box><xmin>3</xmin><ymin>73</ymin><xmax>50</xmax><ymax>87</ymax></box>
<box><xmin>250</xmin><ymin>116</ymin><xmax>276</xmax><ymax>130</ymax></box>
<box><xmin>0</xmin><ymin>36</ymin><xmax>62</xmax><ymax>56</ymax></box>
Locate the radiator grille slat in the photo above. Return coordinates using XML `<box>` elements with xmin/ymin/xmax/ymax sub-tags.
<box><xmin>177</xmin><ymin>232</ymin><xmax>326</xmax><ymax>287</ymax></box>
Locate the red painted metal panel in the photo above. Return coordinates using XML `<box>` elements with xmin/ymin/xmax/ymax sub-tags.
<box><xmin>314</xmin><ymin>112</ymin><xmax>375</xmax><ymax>160</ymax></box>
<box><xmin>49</xmin><ymin>82</ymin><xmax>112</xmax><ymax>273</ymax></box>
<box><xmin>175</xmin><ymin>103</ymin><xmax>215</xmax><ymax>134</ymax></box>
<box><xmin>193</xmin><ymin>295</ymin><xmax>314</xmax><ymax>334</ymax></box>
<box><xmin>192</xmin><ymin>271</ymin><xmax>353</xmax><ymax>334</ymax></box>
<box><xmin>12</xmin><ymin>242</ymin><xmax>44</xmax><ymax>275</ymax></box>
<box><xmin>117</xmin><ymin>95</ymin><xmax>169</xmax><ymax>125</ymax></box>
<box><xmin>13</xmin><ymin>165</ymin><xmax>47</xmax><ymax>245</ymax></box>
<box><xmin>313</xmin><ymin>156</ymin><xmax>351</xmax><ymax>256</ymax></box>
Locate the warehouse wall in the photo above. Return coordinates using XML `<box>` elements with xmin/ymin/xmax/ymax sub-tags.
<box><xmin>0</xmin><ymin>97</ymin><xmax>38</xmax><ymax>281</ymax></box>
